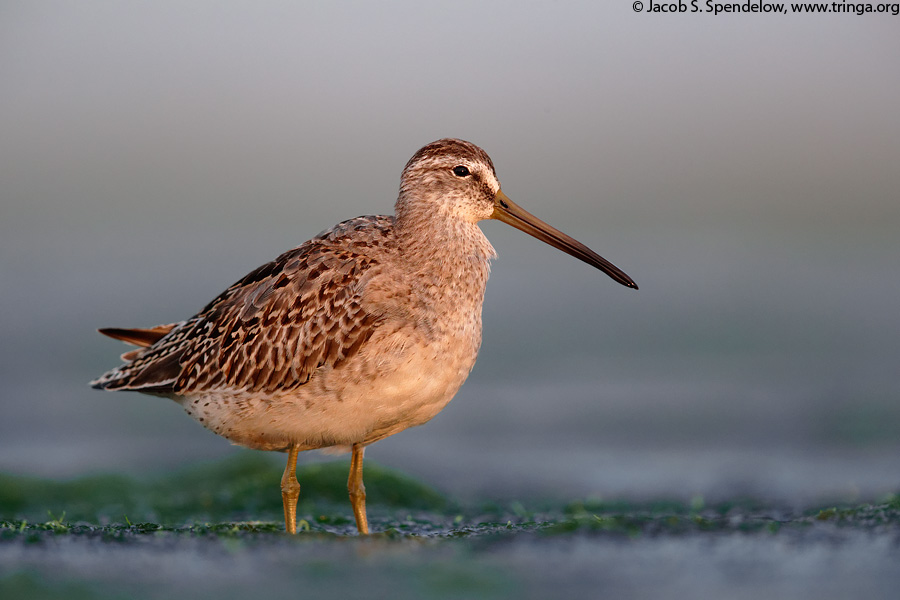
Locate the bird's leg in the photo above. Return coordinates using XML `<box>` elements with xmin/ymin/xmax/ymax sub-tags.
<box><xmin>280</xmin><ymin>444</ymin><xmax>301</xmax><ymax>534</ymax></box>
<box><xmin>348</xmin><ymin>443</ymin><xmax>369</xmax><ymax>535</ymax></box>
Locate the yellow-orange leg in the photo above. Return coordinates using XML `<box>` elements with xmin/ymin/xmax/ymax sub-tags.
<box><xmin>348</xmin><ymin>443</ymin><xmax>369</xmax><ymax>534</ymax></box>
<box><xmin>281</xmin><ymin>445</ymin><xmax>301</xmax><ymax>534</ymax></box>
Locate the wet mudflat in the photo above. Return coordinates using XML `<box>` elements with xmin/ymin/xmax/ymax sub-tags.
<box><xmin>2</xmin><ymin>453</ymin><xmax>899</xmax><ymax>600</ymax></box>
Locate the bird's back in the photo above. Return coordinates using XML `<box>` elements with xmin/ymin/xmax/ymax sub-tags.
<box><xmin>91</xmin><ymin>215</ymin><xmax>396</xmax><ymax>397</ymax></box>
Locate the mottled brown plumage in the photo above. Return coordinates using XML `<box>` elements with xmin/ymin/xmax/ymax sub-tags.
<box><xmin>92</xmin><ymin>138</ymin><xmax>637</xmax><ymax>535</ymax></box>
<box><xmin>94</xmin><ymin>216</ymin><xmax>390</xmax><ymax>397</ymax></box>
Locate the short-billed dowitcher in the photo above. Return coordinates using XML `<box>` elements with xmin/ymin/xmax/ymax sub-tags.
<box><xmin>91</xmin><ymin>139</ymin><xmax>637</xmax><ymax>534</ymax></box>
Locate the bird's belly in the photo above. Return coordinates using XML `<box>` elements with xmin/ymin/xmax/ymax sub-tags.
<box><xmin>175</xmin><ymin>331</ymin><xmax>478</xmax><ymax>452</ymax></box>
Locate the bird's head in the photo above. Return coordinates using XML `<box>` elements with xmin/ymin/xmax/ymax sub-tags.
<box><xmin>399</xmin><ymin>138</ymin><xmax>637</xmax><ymax>289</ymax></box>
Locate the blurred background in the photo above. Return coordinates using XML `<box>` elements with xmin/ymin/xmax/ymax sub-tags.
<box><xmin>2</xmin><ymin>2</ymin><xmax>898</xmax><ymax>505</ymax></box>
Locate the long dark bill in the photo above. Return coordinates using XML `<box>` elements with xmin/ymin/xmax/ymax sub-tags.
<box><xmin>491</xmin><ymin>190</ymin><xmax>638</xmax><ymax>289</ymax></box>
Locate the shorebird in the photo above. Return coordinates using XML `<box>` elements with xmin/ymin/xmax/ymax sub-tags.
<box><xmin>91</xmin><ymin>139</ymin><xmax>637</xmax><ymax>534</ymax></box>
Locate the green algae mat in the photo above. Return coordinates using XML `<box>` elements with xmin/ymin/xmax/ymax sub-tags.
<box><xmin>3</xmin><ymin>452</ymin><xmax>900</xmax><ymax>600</ymax></box>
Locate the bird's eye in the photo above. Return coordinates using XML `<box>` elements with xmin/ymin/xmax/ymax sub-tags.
<box><xmin>452</xmin><ymin>165</ymin><xmax>470</xmax><ymax>177</ymax></box>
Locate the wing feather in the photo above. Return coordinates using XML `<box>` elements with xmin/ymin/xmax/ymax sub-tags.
<box><xmin>98</xmin><ymin>324</ymin><xmax>177</xmax><ymax>347</ymax></box>
<box><xmin>91</xmin><ymin>216</ymin><xmax>393</xmax><ymax>395</ymax></box>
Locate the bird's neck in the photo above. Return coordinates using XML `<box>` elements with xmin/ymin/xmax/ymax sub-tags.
<box><xmin>393</xmin><ymin>196</ymin><xmax>496</xmax><ymax>303</ymax></box>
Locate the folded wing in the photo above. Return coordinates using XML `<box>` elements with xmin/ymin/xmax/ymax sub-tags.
<box><xmin>91</xmin><ymin>217</ymin><xmax>391</xmax><ymax>396</ymax></box>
